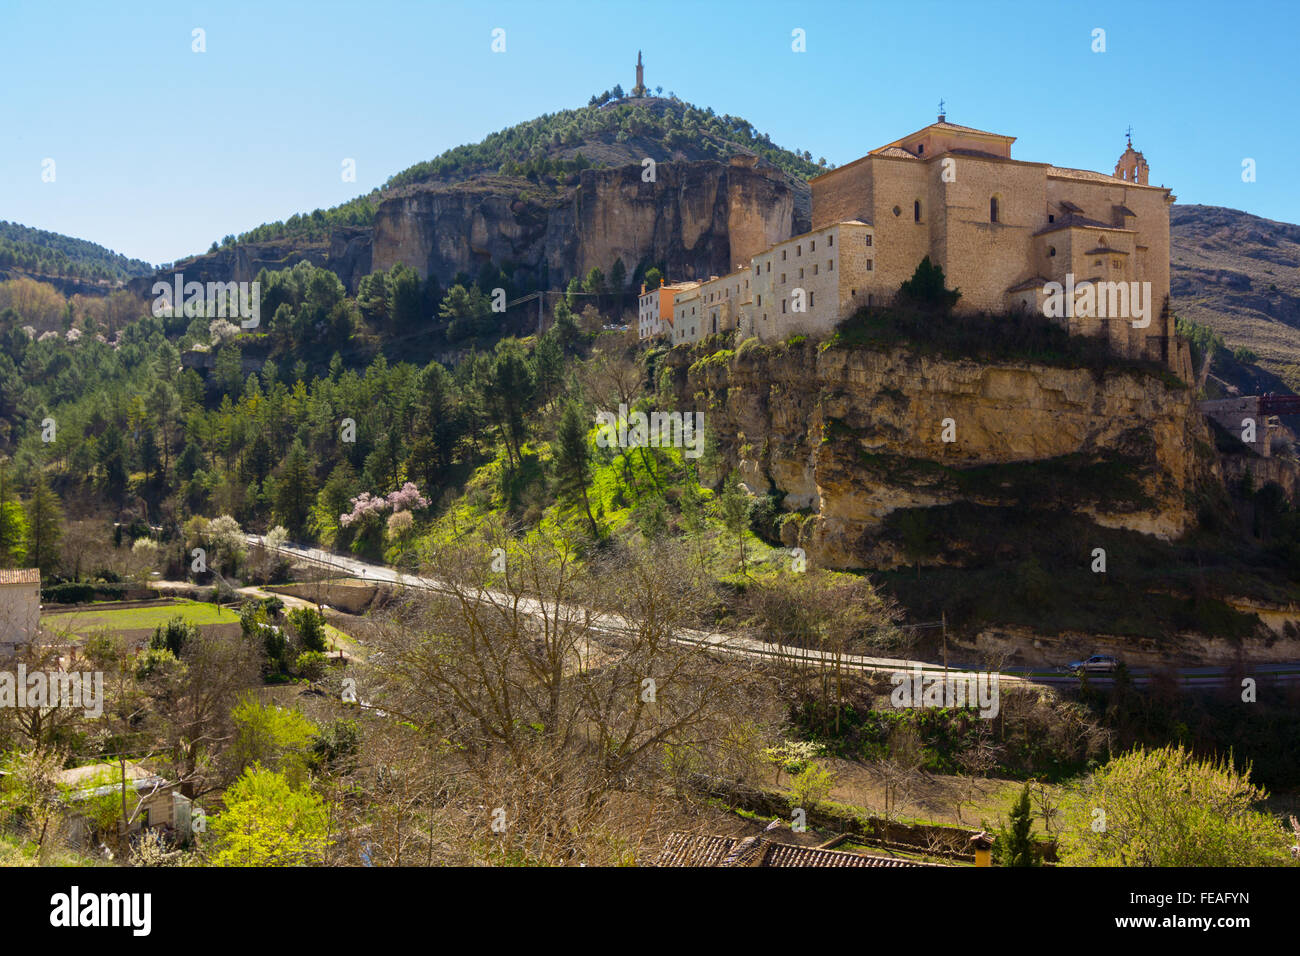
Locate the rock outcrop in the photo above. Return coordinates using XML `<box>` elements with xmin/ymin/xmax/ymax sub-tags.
<box><xmin>127</xmin><ymin>234</ymin><xmax>372</xmax><ymax>299</ymax></box>
<box><xmin>669</xmin><ymin>339</ymin><xmax>1213</xmax><ymax>569</ymax></box>
<box><xmin>129</xmin><ymin>158</ymin><xmax>808</xmax><ymax>299</ymax></box>
<box><xmin>372</xmin><ymin>157</ymin><xmax>808</xmax><ymax>289</ymax></box>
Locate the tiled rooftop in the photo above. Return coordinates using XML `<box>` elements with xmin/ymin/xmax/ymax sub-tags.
<box><xmin>655</xmin><ymin>832</ymin><xmax>946</xmax><ymax>867</ymax></box>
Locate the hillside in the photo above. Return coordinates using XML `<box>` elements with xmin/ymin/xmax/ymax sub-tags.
<box><xmin>1171</xmin><ymin>203</ymin><xmax>1300</xmax><ymax>389</ymax></box>
<box><xmin>220</xmin><ymin>96</ymin><xmax>823</xmax><ymax>250</ymax></box>
<box><xmin>0</xmin><ymin>220</ymin><xmax>154</xmax><ymax>285</ymax></box>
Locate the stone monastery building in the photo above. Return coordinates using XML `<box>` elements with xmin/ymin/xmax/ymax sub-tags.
<box><xmin>640</xmin><ymin>114</ymin><xmax>1191</xmax><ymax>379</ymax></box>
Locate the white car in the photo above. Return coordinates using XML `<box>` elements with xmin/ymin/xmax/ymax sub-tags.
<box><xmin>1069</xmin><ymin>654</ymin><xmax>1121</xmax><ymax>674</ymax></box>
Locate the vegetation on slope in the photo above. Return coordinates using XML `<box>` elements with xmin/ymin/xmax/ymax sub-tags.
<box><xmin>220</xmin><ymin>94</ymin><xmax>824</xmax><ymax>251</ymax></box>
<box><xmin>0</xmin><ymin>221</ymin><xmax>154</xmax><ymax>283</ymax></box>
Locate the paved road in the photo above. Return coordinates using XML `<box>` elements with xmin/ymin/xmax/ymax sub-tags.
<box><xmin>247</xmin><ymin>535</ymin><xmax>1300</xmax><ymax>690</ymax></box>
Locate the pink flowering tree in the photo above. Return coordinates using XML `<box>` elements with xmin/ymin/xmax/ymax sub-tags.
<box><xmin>339</xmin><ymin>482</ymin><xmax>430</xmax><ymax>558</ymax></box>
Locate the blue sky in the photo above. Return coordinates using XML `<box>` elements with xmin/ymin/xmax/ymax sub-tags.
<box><xmin>1</xmin><ymin>0</ymin><xmax>1296</xmax><ymax>265</ymax></box>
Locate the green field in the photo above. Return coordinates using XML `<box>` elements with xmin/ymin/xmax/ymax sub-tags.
<box><xmin>44</xmin><ymin>599</ymin><xmax>357</xmax><ymax>651</ymax></box>
<box><xmin>42</xmin><ymin>599</ymin><xmax>241</xmax><ymax>639</ymax></box>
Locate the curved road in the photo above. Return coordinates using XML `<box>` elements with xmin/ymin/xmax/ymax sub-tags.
<box><xmin>247</xmin><ymin>535</ymin><xmax>1300</xmax><ymax>690</ymax></box>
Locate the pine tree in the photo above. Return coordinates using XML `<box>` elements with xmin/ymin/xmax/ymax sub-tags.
<box><xmin>24</xmin><ymin>473</ymin><xmax>63</xmax><ymax>578</ymax></box>
<box><xmin>555</xmin><ymin>400</ymin><xmax>598</xmax><ymax>537</ymax></box>
<box><xmin>273</xmin><ymin>441</ymin><xmax>315</xmax><ymax>540</ymax></box>
<box><xmin>1002</xmin><ymin>783</ymin><xmax>1039</xmax><ymax>867</ymax></box>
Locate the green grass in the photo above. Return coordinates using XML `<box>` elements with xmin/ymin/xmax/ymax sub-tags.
<box><xmin>0</xmin><ymin>833</ymin><xmax>106</xmax><ymax>867</ymax></box>
<box><xmin>42</xmin><ymin>599</ymin><xmax>238</xmax><ymax>638</ymax></box>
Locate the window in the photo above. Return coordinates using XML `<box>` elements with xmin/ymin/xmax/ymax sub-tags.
<box><xmin>990</xmin><ymin>196</ymin><xmax>999</xmax><ymax>223</ymax></box>
<box><xmin>864</xmin><ymin>235</ymin><xmax>872</xmax><ymax>246</ymax></box>
<box><xmin>798</xmin><ymin>268</ymin><xmax>804</xmax><ymax>279</ymax></box>
<box><xmin>782</xmin><ymin>299</ymin><xmax>787</xmax><ymax>313</ymax></box>
<box><xmin>828</xmin><ymin>235</ymin><xmax>834</xmax><ymax>247</ymax></box>
<box><xmin>1049</xmin><ymin>246</ymin><xmax>1056</xmax><ymax>257</ymax></box>
<box><xmin>893</xmin><ymin>206</ymin><xmax>902</xmax><ymax>217</ymax></box>
<box><xmin>756</xmin><ymin>294</ymin><xmax>762</xmax><ymax>306</ymax></box>
<box><xmin>865</xmin><ymin>260</ymin><xmax>873</xmax><ymax>271</ymax></box>
<box><xmin>809</xmin><ymin>291</ymin><xmax>814</xmax><ymax>308</ymax></box>
<box><xmin>829</xmin><ymin>259</ymin><xmax>834</xmax><ymax>271</ymax></box>
<box><xmin>917</xmin><ymin>144</ymin><xmax>925</xmax><ymax>155</ymax></box>
<box><xmin>1048</xmin><ymin>213</ymin><xmax>1055</xmax><ymax>223</ymax></box>
<box><xmin>796</xmin><ymin>244</ymin><xmax>801</xmax><ymax>256</ymax></box>
<box><xmin>781</xmin><ymin>274</ymin><xmax>786</xmax><ymax>284</ymax></box>
<box><xmin>766</xmin><ymin>262</ymin><xmax>771</xmax><ymax>273</ymax></box>
<box><xmin>1113</xmin><ymin>259</ymin><xmax>1122</xmax><ymax>269</ymax></box>
<box><xmin>810</xmin><ymin>240</ymin><xmax>816</xmax><ymax>251</ymax></box>
<box><xmin>755</xmin><ymin>265</ymin><xmax>760</xmax><ymax>275</ymax></box>
<box><xmin>813</xmin><ymin>264</ymin><xmax>819</xmax><ymax>276</ymax></box>
<box><xmin>782</xmin><ymin>249</ymin><xmax>787</xmax><ymax>260</ymax></box>
<box><xmin>914</xmin><ymin>200</ymin><xmax>922</xmax><ymax>222</ymax></box>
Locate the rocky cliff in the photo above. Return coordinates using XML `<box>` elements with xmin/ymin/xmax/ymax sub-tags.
<box><xmin>669</xmin><ymin>339</ymin><xmax>1213</xmax><ymax>569</ymax></box>
<box><xmin>129</xmin><ymin>157</ymin><xmax>808</xmax><ymax>299</ymax></box>
<box><xmin>372</xmin><ymin>155</ymin><xmax>807</xmax><ymax>288</ymax></box>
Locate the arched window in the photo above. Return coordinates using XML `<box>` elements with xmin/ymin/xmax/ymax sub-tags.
<box><xmin>990</xmin><ymin>196</ymin><xmax>999</xmax><ymax>223</ymax></box>
<box><xmin>1048</xmin><ymin>246</ymin><xmax>1056</xmax><ymax>257</ymax></box>
<box><xmin>913</xmin><ymin>200</ymin><xmax>922</xmax><ymax>222</ymax></box>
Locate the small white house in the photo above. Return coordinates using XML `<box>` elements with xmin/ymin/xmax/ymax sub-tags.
<box><xmin>0</xmin><ymin>568</ymin><xmax>40</xmax><ymax>650</ymax></box>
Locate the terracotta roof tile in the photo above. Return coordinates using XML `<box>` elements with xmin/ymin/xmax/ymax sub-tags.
<box><xmin>655</xmin><ymin>832</ymin><xmax>946</xmax><ymax>868</ymax></box>
<box><xmin>1033</xmin><ymin>213</ymin><xmax>1121</xmax><ymax>236</ymax></box>
<box><xmin>655</xmin><ymin>833</ymin><xmax>736</xmax><ymax>867</ymax></box>
<box><xmin>0</xmin><ymin>568</ymin><xmax>40</xmax><ymax>585</ymax></box>
<box><xmin>1048</xmin><ymin>165</ymin><xmax>1128</xmax><ymax>185</ymax></box>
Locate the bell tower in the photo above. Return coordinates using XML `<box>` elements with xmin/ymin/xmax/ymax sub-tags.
<box><xmin>1114</xmin><ymin>128</ymin><xmax>1149</xmax><ymax>185</ymax></box>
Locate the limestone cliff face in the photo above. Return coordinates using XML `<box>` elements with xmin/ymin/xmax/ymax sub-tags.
<box><xmin>669</xmin><ymin>342</ymin><xmax>1210</xmax><ymax>569</ymax></box>
<box><xmin>133</xmin><ymin>158</ymin><xmax>807</xmax><ymax>300</ymax></box>
<box><xmin>371</xmin><ymin>157</ymin><xmax>808</xmax><ymax>289</ymax></box>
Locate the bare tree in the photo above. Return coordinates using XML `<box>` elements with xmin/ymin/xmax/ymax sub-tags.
<box><xmin>359</xmin><ymin>521</ymin><xmax>771</xmax><ymax>864</ymax></box>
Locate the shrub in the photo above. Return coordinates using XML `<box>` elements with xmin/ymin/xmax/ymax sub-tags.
<box><xmin>788</xmin><ymin>761</ymin><xmax>836</xmax><ymax>811</ymax></box>
<box><xmin>295</xmin><ymin>651</ymin><xmax>329</xmax><ymax>681</ymax></box>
